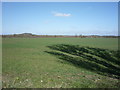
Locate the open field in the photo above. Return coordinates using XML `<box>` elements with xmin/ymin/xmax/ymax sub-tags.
<box><xmin>2</xmin><ymin>37</ymin><xmax>120</xmax><ymax>88</ymax></box>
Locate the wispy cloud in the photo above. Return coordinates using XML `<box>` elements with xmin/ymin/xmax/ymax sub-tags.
<box><xmin>52</xmin><ymin>11</ymin><xmax>71</xmax><ymax>17</ymax></box>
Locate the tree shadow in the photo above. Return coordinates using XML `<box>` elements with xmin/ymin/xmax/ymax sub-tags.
<box><xmin>45</xmin><ymin>44</ymin><xmax>120</xmax><ymax>79</ymax></box>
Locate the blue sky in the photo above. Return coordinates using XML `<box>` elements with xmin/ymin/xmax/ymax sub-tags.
<box><xmin>2</xmin><ymin>2</ymin><xmax>118</xmax><ymax>35</ymax></box>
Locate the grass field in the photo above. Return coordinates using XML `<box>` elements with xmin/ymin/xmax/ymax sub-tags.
<box><xmin>2</xmin><ymin>37</ymin><xmax>120</xmax><ymax>88</ymax></box>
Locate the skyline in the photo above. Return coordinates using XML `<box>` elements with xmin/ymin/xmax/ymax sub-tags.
<box><xmin>2</xmin><ymin>2</ymin><xmax>118</xmax><ymax>36</ymax></box>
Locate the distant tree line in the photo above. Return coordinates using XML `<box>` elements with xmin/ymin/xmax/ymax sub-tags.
<box><xmin>2</xmin><ymin>33</ymin><xmax>119</xmax><ymax>38</ymax></box>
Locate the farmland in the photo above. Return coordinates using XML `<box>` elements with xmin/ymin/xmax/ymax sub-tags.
<box><xmin>2</xmin><ymin>37</ymin><xmax>120</xmax><ymax>88</ymax></box>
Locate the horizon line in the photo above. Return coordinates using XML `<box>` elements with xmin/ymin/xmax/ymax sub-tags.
<box><xmin>1</xmin><ymin>33</ymin><xmax>119</xmax><ymax>36</ymax></box>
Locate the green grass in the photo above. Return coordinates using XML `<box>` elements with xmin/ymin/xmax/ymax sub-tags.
<box><xmin>2</xmin><ymin>38</ymin><xmax>120</xmax><ymax>88</ymax></box>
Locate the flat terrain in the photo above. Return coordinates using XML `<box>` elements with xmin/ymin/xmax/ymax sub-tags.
<box><xmin>2</xmin><ymin>38</ymin><xmax>120</xmax><ymax>88</ymax></box>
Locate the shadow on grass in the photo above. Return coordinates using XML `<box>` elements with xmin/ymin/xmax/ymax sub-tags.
<box><xmin>45</xmin><ymin>44</ymin><xmax>120</xmax><ymax>79</ymax></box>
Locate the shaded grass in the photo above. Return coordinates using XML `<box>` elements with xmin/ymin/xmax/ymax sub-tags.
<box><xmin>46</xmin><ymin>44</ymin><xmax>120</xmax><ymax>79</ymax></box>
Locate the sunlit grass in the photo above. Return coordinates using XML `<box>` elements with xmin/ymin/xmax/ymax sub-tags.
<box><xmin>2</xmin><ymin>38</ymin><xmax>119</xmax><ymax>88</ymax></box>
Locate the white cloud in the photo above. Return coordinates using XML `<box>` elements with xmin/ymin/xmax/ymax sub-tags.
<box><xmin>52</xmin><ymin>12</ymin><xmax>71</xmax><ymax>17</ymax></box>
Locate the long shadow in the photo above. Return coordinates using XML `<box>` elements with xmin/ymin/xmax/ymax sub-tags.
<box><xmin>45</xmin><ymin>44</ymin><xmax>120</xmax><ymax>79</ymax></box>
